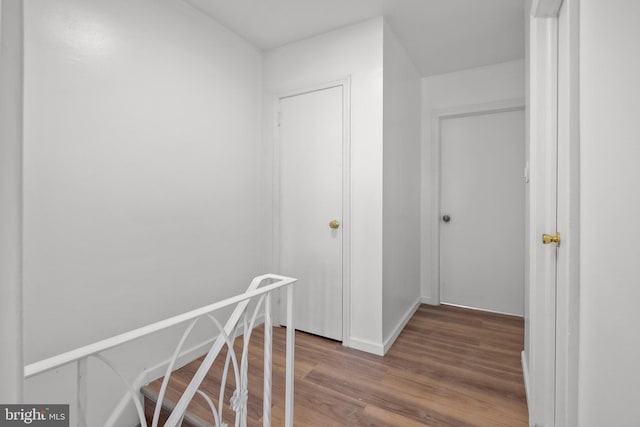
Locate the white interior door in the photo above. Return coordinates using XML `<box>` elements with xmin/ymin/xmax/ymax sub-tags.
<box><xmin>278</xmin><ymin>85</ymin><xmax>343</xmax><ymax>341</ymax></box>
<box><xmin>440</xmin><ymin>109</ymin><xmax>525</xmax><ymax>315</ymax></box>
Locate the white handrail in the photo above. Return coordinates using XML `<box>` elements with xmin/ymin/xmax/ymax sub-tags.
<box><xmin>25</xmin><ymin>273</ymin><xmax>297</xmax><ymax>427</ymax></box>
<box><xmin>24</xmin><ymin>274</ymin><xmax>295</xmax><ymax>379</ymax></box>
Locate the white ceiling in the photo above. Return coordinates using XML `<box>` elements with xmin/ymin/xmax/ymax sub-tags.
<box><xmin>183</xmin><ymin>0</ymin><xmax>524</xmax><ymax>77</ymax></box>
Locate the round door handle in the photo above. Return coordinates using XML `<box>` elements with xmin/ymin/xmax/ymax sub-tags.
<box><xmin>442</xmin><ymin>215</ymin><xmax>451</xmax><ymax>223</ymax></box>
<box><xmin>542</xmin><ymin>232</ymin><xmax>561</xmax><ymax>245</ymax></box>
<box><xmin>329</xmin><ymin>220</ymin><xmax>340</xmax><ymax>229</ymax></box>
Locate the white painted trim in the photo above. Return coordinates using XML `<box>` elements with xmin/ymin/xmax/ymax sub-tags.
<box><xmin>522</xmin><ymin>350</ymin><xmax>531</xmax><ymax>419</ymax></box>
<box><xmin>348</xmin><ymin>337</ymin><xmax>384</xmax><ymax>356</ymax></box>
<box><xmin>429</xmin><ymin>98</ymin><xmax>526</xmax><ymax>306</ymax></box>
<box><xmin>276</xmin><ymin>79</ymin><xmax>348</xmax><ymax>101</ymax></box>
<box><xmin>341</xmin><ymin>78</ymin><xmax>352</xmax><ymax>348</ymax></box>
<box><xmin>382</xmin><ymin>299</ymin><xmax>420</xmax><ymax>355</ymax></box>
<box><xmin>433</xmin><ymin>98</ymin><xmax>526</xmax><ymax>121</ymax></box>
<box><xmin>527</xmin><ymin>3</ymin><xmax>561</xmax><ymax>425</ymax></box>
<box><xmin>441</xmin><ymin>303</ymin><xmax>524</xmax><ymax>318</ymax></box>
<box><xmin>273</xmin><ymin>78</ymin><xmax>353</xmax><ymax>345</ymax></box>
<box><xmin>554</xmin><ymin>1</ymin><xmax>580</xmax><ymax>425</ymax></box>
<box><xmin>532</xmin><ymin>0</ymin><xmax>563</xmax><ymax>18</ymax></box>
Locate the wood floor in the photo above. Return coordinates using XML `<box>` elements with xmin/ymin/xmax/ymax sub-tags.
<box><xmin>143</xmin><ymin>304</ymin><xmax>528</xmax><ymax>426</ymax></box>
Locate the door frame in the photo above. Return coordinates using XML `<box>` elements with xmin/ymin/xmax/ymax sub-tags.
<box><xmin>272</xmin><ymin>78</ymin><xmax>352</xmax><ymax>346</ymax></box>
<box><xmin>527</xmin><ymin>4</ymin><xmax>559</xmax><ymax>423</ymax></box>
<box><xmin>555</xmin><ymin>0</ymin><xmax>580</xmax><ymax>425</ymax></box>
<box><xmin>527</xmin><ymin>0</ymin><xmax>580</xmax><ymax>425</ymax></box>
<box><xmin>429</xmin><ymin>98</ymin><xmax>526</xmax><ymax>308</ymax></box>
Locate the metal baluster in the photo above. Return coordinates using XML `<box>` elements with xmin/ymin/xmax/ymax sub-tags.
<box><xmin>77</xmin><ymin>358</ymin><xmax>87</xmax><ymax>427</ymax></box>
<box><xmin>285</xmin><ymin>284</ymin><xmax>295</xmax><ymax>427</ymax></box>
<box><xmin>263</xmin><ymin>293</ymin><xmax>272</xmax><ymax>427</ymax></box>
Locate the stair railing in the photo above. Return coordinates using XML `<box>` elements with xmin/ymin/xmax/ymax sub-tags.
<box><xmin>24</xmin><ymin>273</ymin><xmax>298</xmax><ymax>427</ymax></box>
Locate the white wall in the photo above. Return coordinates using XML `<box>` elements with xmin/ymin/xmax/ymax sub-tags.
<box><xmin>420</xmin><ymin>59</ymin><xmax>525</xmax><ymax>303</ymax></box>
<box><xmin>22</xmin><ymin>0</ymin><xmax>263</xmax><ymax>423</ymax></box>
<box><xmin>0</xmin><ymin>0</ymin><xmax>24</xmax><ymax>403</ymax></box>
<box><xmin>381</xmin><ymin>23</ymin><xmax>421</xmax><ymax>347</ymax></box>
<box><xmin>263</xmin><ymin>18</ymin><xmax>385</xmax><ymax>351</ymax></box>
<box><xmin>579</xmin><ymin>0</ymin><xmax>640</xmax><ymax>424</ymax></box>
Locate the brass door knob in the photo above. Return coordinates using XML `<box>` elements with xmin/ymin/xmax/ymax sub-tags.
<box><xmin>329</xmin><ymin>220</ymin><xmax>340</xmax><ymax>229</ymax></box>
<box><xmin>542</xmin><ymin>232</ymin><xmax>561</xmax><ymax>245</ymax></box>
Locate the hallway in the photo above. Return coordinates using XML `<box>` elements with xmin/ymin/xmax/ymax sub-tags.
<box><xmin>144</xmin><ymin>304</ymin><xmax>527</xmax><ymax>426</ymax></box>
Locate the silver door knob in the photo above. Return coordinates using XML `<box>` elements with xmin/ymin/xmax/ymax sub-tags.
<box><xmin>442</xmin><ymin>215</ymin><xmax>451</xmax><ymax>223</ymax></box>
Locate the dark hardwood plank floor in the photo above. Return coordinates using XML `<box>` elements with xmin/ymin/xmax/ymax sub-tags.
<box><xmin>144</xmin><ymin>304</ymin><xmax>528</xmax><ymax>426</ymax></box>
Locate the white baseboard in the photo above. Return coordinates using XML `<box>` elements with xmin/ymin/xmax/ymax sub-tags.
<box><xmin>348</xmin><ymin>337</ymin><xmax>385</xmax><ymax>356</ymax></box>
<box><xmin>521</xmin><ymin>350</ymin><xmax>531</xmax><ymax>418</ymax></box>
<box><xmin>442</xmin><ymin>302</ymin><xmax>524</xmax><ymax>318</ymax></box>
<box><xmin>348</xmin><ymin>299</ymin><xmax>421</xmax><ymax>357</ymax></box>
<box><xmin>382</xmin><ymin>299</ymin><xmax>421</xmax><ymax>355</ymax></box>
